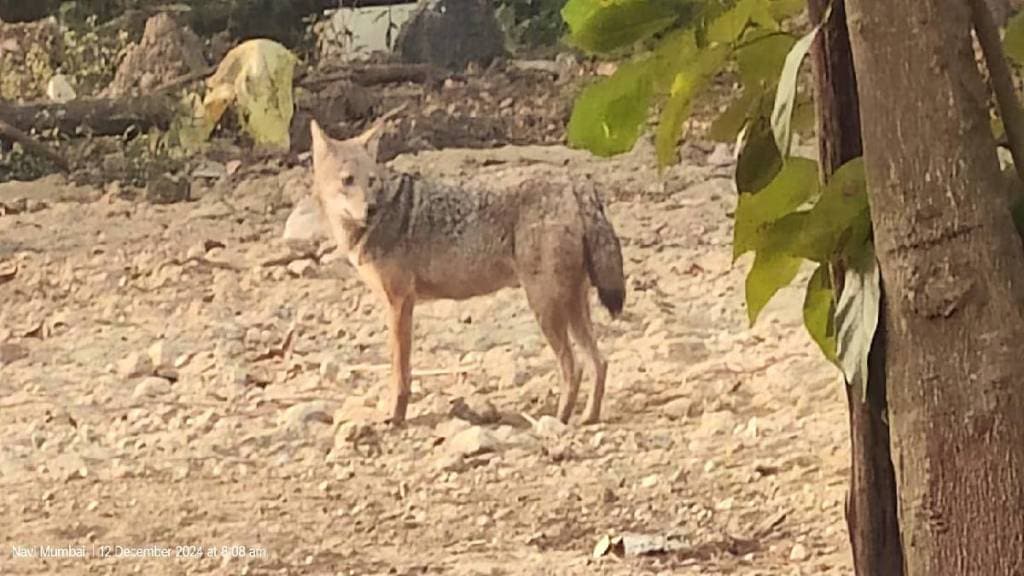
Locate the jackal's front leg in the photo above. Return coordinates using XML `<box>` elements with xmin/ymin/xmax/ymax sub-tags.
<box><xmin>386</xmin><ymin>295</ymin><xmax>415</xmax><ymax>425</ymax></box>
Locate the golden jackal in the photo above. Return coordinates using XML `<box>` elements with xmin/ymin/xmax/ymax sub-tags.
<box><xmin>305</xmin><ymin>115</ymin><xmax>626</xmax><ymax>425</ymax></box>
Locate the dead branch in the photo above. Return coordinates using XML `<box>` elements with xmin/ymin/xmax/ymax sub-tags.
<box><xmin>299</xmin><ymin>63</ymin><xmax>446</xmax><ymax>90</ymax></box>
<box><xmin>0</xmin><ymin>118</ymin><xmax>69</xmax><ymax>171</ymax></box>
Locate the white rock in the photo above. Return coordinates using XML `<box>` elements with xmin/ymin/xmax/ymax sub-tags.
<box><xmin>132</xmin><ymin>376</ymin><xmax>172</xmax><ymax>399</ymax></box>
<box><xmin>286</xmin><ymin>259</ymin><xmax>316</xmax><ymax>278</ymax></box>
<box><xmin>319</xmin><ymin>358</ymin><xmax>340</xmax><ymax>382</ymax></box>
<box><xmin>117</xmin><ymin>352</ymin><xmax>153</xmax><ymax>378</ymax></box>
<box><xmin>640</xmin><ymin>474</ymin><xmax>659</xmax><ymax>488</ymax></box>
<box><xmin>445</xmin><ymin>426</ymin><xmax>498</xmax><ymax>457</ymax></box>
<box><xmin>532</xmin><ymin>415</ymin><xmax>567</xmax><ymax>437</ymax></box>
<box><xmin>46</xmin><ymin>74</ymin><xmax>76</xmax><ymax>103</ymax></box>
<box><xmin>147</xmin><ymin>340</ymin><xmax>177</xmax><ymax>371</ymax></box>
<box><xmin>280</xmin><ymin>401</ymin><xmax>332</xmax><ymax>432</ymax></box>
<box><xmin>789</xmin><ymin>543</ymin><xmax>810</xmax><ymax>562</ymax></box>
<box><xmin>147</xmin><ymin>340</ymin><xmax>181</xmax><ymax>379</ymax></box>
<box><xmin>660</xmin><ymin>397</ymin><xmax>693</xmax><ymax>420</ymax></box>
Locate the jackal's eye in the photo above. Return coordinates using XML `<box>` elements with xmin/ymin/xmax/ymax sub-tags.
<box><xmin>342</xmin><ymin>174</ymin><xmax>355</xmax><ymax>187</ymax></box>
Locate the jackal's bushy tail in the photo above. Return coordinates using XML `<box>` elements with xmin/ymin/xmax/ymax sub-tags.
<box><xmin>576</xmin><ymin>183</ymin><xmax>626</xmax><ymax>317</ymax></box>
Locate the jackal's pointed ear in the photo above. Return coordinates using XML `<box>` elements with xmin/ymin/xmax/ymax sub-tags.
<box><xmin>353</xmin><ymin>122</ymin><xmax>384</xmax><ymax>161</ymax></box>
<box><xmin>310</xmin><ymin>119</ymin><xmax>329</xmax><ymax>163</ymax></box>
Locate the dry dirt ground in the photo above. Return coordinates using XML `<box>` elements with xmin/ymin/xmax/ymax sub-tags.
<box><xmin>0</xmin><ymin>135</ymin><xmax>853</xmax><ymax>574</ymax></box>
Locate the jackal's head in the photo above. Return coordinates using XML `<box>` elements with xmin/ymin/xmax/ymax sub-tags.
<box><xmin>309</xmin><ymin>119</ymin><xmax>387</xmax><ymax>237</ymax></box>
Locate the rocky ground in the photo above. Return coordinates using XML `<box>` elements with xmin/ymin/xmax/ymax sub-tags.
<box><xmin>0</xmin><ymin>129</ymin><xmax>852</xmax><ymax>574</ymax></box>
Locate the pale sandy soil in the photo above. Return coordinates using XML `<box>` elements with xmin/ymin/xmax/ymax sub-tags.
<box><xmin>0</xmin><ymin>137</ymin><xmax>852</xmax><ymax>575</ymax></box>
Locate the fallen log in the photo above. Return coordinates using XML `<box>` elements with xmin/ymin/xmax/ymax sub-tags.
<box><xmin>0</xmin><ymin>94</ymin><xmax>178</xmax><ymax>138</ymax></box>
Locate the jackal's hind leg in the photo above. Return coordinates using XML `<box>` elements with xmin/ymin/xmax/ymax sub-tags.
<box><xmin>569</xmin><ymin>284</ymin><xmax>607</xmax><ymax>424</ymax></box>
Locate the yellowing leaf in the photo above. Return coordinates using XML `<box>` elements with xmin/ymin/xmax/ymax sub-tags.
<box><xmin>203</xmin><ymin>39</ymin><xmax>298</xmax><ymax>152</ymax></box>
<box><xmin>655</xmin><ymin>43</ymin><xmax>729</xmax><ymax>166</ymax></box>
<box><xmin>771</xmin><ymin>11</ymin><xmax>827</xmax><ymax>156</ymax></box>
<box><xmin>803</xmin><ymin>264</ymin><xmax>837</xmax><ymax>362</ymax></box>
<box><xmin>707</xmin><ymin>0</ymin><xmax>755</xmax><ymax>44</ymax></box>
<box><xmin>745</xmin><ymin>249</ymin><xmax>802</xmax><ymax>326</ymax></box>
<box><xmin>736</xmin><ymin>31</ymin><xmax>796</xmax><ymax>88</ymax></box>
<box><xmin>708</xmin><ymin>88</ymin><xmax>761</xmax><ymax>143</ymax></box>
<box><xmin>768</xmin><ymin>0</ymin><xmax>806</xmax><ymax>20</ymax></box>
<box><xmin>835</xmin><ymin>248</ymin><xmax>880</xmax><ymax>400</ymax></box>
<box><xmin>568</xmin><ymin>59</ymin><xmax>654</xmax><ymax>156</ymax></box>
<box><xmin>562</xmin><ymin>0</ymin><xmax>682</xmax><ymax>54</ymax></box>
<box><xmin>1005</xmin><ymin>11</ymin><xmax>1024</xmax><ymax>67</ymax></box>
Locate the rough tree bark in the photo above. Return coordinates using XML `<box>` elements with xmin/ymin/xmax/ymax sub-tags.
<box><xmin>806</xmin><ymin>1</ymin><xmax>904</xmax><ymax>574</ymax></box>
<box><xmin>845</xmin><ymin>0</ymin><xmax>1024</xmax><ymax>574</ymax></box>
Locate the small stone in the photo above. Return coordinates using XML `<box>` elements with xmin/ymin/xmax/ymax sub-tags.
<box><xmin>286</xmin><ymin>259</ymin><xmax>316</xmax><ymax>278</ymax></box>
<box><xmin>132</xmin><ymin>376</ymin><xmax>172</xmax><ymax>399</ymax></box>
<box><xmin>449</xmin><ymin>397</ymin><xmax>500</xmax><ymax>425</ymax></box>
<box><xmin>661</xmin><ymin>397</ymin><xmax>693</xmax><ymax>420</ymax></box>
<box><xmin>147</xmin><ymin>340</ymin><xmax>180</xmax><ymax>379</ymax></box>
<box><xmin>445</xmin><ymin>426</ymin><xmax>498</xmax><ymax>457</ymax></box>
<box><xmin>51</xmin><ymin>453</ymin><xmax>88</xmax><ymax>481</ymax></box>
<box><xmin>280</xmin><ymin>401</ymin><xmax>332</xmax><ymax>432</ymax></box>
<box><xmin>319</xmin><ymin>359</ymin><xmax>340</xmax><ymax>382</ymax></box>
<box><xmin>789</xmin><ymin>543</ymin><xmax>810</xmax><ymax>562</ymax></box>
<box><xmin>715</xmin><ymin>497</ymin><xmax>735</xmax><ymax>511</ymax></box>
<box><xmin>640</xmin><ymin>474</ymin><xmax>659</xmax><ymax>489</ymax></box>
<box><xmin>601</xmin><ymin>487</ymin><xmax>618</xmax><ymax>504</ymax></box>
<box><xmin>333</xmin><ymin>421</ymin><xmax>362</xmax><ymax>450</ymax></box>
<box><xmin>532</xmin><ymin>415</ymin><xmax>567</xmax><ymax>437</ymax></box>
<box><xmin>117</xmin><ymin>352</ymin><xmax>153</xmax><ymax>379</ymax></box>
<box><xmin>146</xmin><ymin>173</ymin><xmax>191</xmax><ymax>205</ymax></box>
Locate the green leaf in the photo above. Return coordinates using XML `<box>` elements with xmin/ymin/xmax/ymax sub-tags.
<box><xmin>1005</xmin><ymin>11</ymin><xmax>1024</xmax><ymax>67</ymax></box>
<box><xmin>733</xmin><ymin>156</ymin><xmax>820</xmax><ymax>259</ymax></box>
<box><xmin>735</xmin><ymin>114</ymin><xmax>783</xmax><ymax>193</ymax></box>
<box><xmin>651</xmin><ymin>28</ymin><xmax>699</xmax><ymax>93</ymax></box>
<box><xmin>748</xmin><ymin>1</ymin><xmax>781</xmax><ymax>30</ymax></box>
<box><xmin>708</xmin><ymin>88</ymin><xmax>761</xmax><ymax>143</ymax></box>
<box><xmin>736</xmin><ymin>31</ymin><xmax>796</xmax><ymax>88</ymax></box>
<box><xmin>745</xmin><ymin>250</ymin><xmax>802</xmax><ymax>326</ymax></box>
<box><xmin>562</xmin><ymin>0</ymin><xmax>680</xmax><ymax>53</ymax></box>
<box><xmin>768</xmin><ymin>0</ymin><xmax>806</xmax><ymax>20</ymax></box>
<box><xmin>803</xmin><ymin>264</ymin><xmax>837</xmax><ymax>362</ymax></box>
<box><xmin>796</xmin><ymin>156</ymin><xmax>869</xmax><ymax>261</ymax></box>
<box><xmin>707</xmin><ymin>0</ymin><xmax>754</xmax><ymax>44</ymax></box>
<box><xmin>771</xmin><ymin>12</ymin><xmax>827</xmax><ymax>156</ymax></box>
<box><xmin>835</xmin><ymin>246</ymin><xmax>880</xmax><ymax>401</ymax></box>
<box><xmin>567</xmin><ymin>59</ymin><xmax>654</xmax><ymax>156</ymax></box>
<box><xmin>654</xmin><ymin>44</ymin><xmax>729</xmax><ymax>166</ymax></box>
<box><xmin>656</xmin><ymin>81</ymin><xmax>693</xmax><ymax>167</ymax></box>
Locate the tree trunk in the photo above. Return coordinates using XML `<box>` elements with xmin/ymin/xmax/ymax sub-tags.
<box><xmin>845</xmin><ymin>0</ymin><xmax>1024</xmax><ymax>574</ymax></box>
<box><xmin>807</xmin><ymin>1</ymin><xmax>904</xmax><ymax>574</ymax></box>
